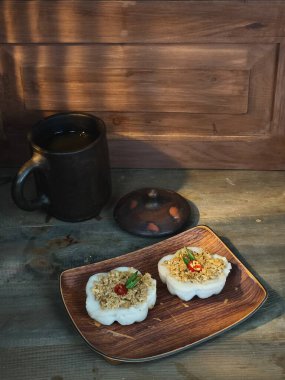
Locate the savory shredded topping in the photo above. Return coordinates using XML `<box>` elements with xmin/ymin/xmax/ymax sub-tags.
<box><xmin>92</xmin><ymin>269</ymin><xmax>153</xmax><ymax>309</ymax></box>
<box><xmin>164</xmin><ymin>247</ymin><xmax>226</xmax><ymax>283</ymax></box>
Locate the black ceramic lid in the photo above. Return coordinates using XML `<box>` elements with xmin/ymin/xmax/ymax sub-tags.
<box><xmin>113</xmin><ymin>188</ymin><xmax>191</xmax><ymax>237</ymax></box>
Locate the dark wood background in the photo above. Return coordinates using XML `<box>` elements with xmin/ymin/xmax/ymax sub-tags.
<box><xmin>0</xmin><ymin>0</ymin><xmax>285</xmax><ymax>168</ymax></box>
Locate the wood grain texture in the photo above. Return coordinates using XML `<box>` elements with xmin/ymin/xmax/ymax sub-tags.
<box><xmin>0</xmin><ymin>168</ymin><xmax>284</xmax><ymax>379</ymax></box>
<box><xmin>0</xmin><ymin>111</ymin><xmax>4</xmax><ymax>140</ymax></box>
<box><xmin>22</xmin><ymin>67</ymin><xmax>249</xmax><ymax>114</ymax></box>
<box><xmin>15</xmin><ymin>44</ymin><xmax>274</xmax><ymax>118</ymax></box>
<box><xmin>0</xmin><ymin>42</ymin><xmax>281</xmax><ymax>168</ymax></box>
<box><xmin>272</xmin><ymin>41</ymin><xmax>285</xmax><ymax>135</ymax></box>
<box><xmin>1</xmin><ymin>1</ymin><xmax>285</xmax><ymax>43</ymax></box>
<box><xmin>2</xmin><ymin>130</ymin><xmax>285</xmax><ymax>170</ymax></box>
<box><xmin>61</xmin><ymin>226</ymin><xmax>267</xmax><ymax>362</ymax></box>
<box><xmin>0</xmin><ymin>2</ymin><xmax>284</xmax><ymax>169</ymax></box>
<box><xmin>0</xmin><ymin>60</ymin><xmax>5</xmax><ymax>140</ymax></box>
<box><xmin>108</xmin><ymin>136</ymin><xmax>285</xmax><ymax>169</ymax></box>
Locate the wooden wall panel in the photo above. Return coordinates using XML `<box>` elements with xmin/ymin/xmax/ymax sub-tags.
<box><xmin>13</xmin><ymin>44</ymin><xmax>276</xmax><ymax>70</ymax></box>
<box><xmin>109</xmin><ymin>136</ymin><xmax>285</xmax><ymax>170</ymax></box>
<box><xmin>272</xmin><ymin>41</ymin><xmax>285</xmax><ymax>135</ymax></box>
<box><xmin>22</xmin><ymin>67</ymin><xmax>249</xmax><ymax>114</ymax></box>
<box><xmin>0</xmin><ymin>1</ymin><xmax>284</xmax><ymax>169</ymax></box>
<box><xmin>0</xmin><ymin>72</ymin><xmax>6</xmax><ymax>140</ymax></box>
<box><xmin>96</xmin><ymin>113</ymin><xmax>271</xmax><ymax>139</ymax></box>
<box><xmin>1</xmin><ymin>1</ymin><xmax>285</xmax><ymax>43</ymax></box>
<box><xmin>14</xmin><ymin>44</ymin><xmax>277</xmax><ymax>133</ymax></box>
<box><xmin>0</xmin><ymin>111</ymin><xmax>5</xmax><ymax>140</ymax></box>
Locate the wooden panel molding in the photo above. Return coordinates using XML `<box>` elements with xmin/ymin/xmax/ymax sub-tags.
<box><xmin>22</xmin><ymin>67</ymin><xmax>249</xmax><ymax>114</ymax></box>
<box><xmin>0</xmin><ymin>1</ymin><xmax>284</xmax><ymax>169</ymax></box>
<box><xmin>13</xmin><ymin>44</ymin><xmax>277</xmax><ymax>137</ymax></box>
<box><xmin>1</xmin><ymin>1</ymin><xmax>285</xmax><ymax>43</ymax></box>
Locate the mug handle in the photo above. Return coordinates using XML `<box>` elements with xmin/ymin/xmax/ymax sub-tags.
<box><xmin>11</xmin><ymin>153</ymin><xmax>50</xmax><ymax>211</ymax></box>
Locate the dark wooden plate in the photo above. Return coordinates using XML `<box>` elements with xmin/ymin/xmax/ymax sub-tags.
<box><xmin>60</xmin><ymin>225</ymin><xmax>267</xmax><ymax>363</ymax></box>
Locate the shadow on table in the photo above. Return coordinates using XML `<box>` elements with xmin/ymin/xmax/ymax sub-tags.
<box><xmin>219</xmin><ymin>235</ymin><xmax>284</xmax><ymax>333</ymax></box>
<box><xmin>185</xmin><ymin>199</ymin><xmax>200</xmax><ymax>229</ymax></box>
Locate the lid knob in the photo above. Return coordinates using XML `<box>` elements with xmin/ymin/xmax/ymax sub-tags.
<box><xmin>148</xmin><ymin>189</ymin><xmax>158</xmax><ymax>199</ymax></box>
<box><xmin>113</xmin><ymin>188</ymin><xmax>191</xmax><ymax>237</ymax></box>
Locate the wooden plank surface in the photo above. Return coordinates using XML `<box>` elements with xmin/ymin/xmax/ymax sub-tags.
<box><xmin>0</xmin><ymin>42</ymin><xmax>281</xmax><ymax>169</ymax></box>
<box><xmin>9</xmin><ymin>42</ymin><xmax>275</xmax><ymax>125</ymax></box>
<box><xmin>108</xmin><ymin>136</ymin><xmax>285</xmax><ymax>169</ymax></box>
<box><xmin>22</xmin><ymin>67</ymin><xmax>249</xmax><ymax>114</ymax></box>
<box><xmin>272</xmin><ymin>41</ymin><xmax>285</xmax><ymax>135</ymax></box>
<box><xmin>14</xmin><ymin>44</ymin><xmax>275</xmax><ymax>70</ymax></box>
<box><xmin>1</xmin><ymin>1</ymin><xmax>285</xmax><ymax>43</ymax></box>
<box><xmin>0</xmin><ymin>168</ymin><xmax>284</xmax><ymax>379</ymax></box>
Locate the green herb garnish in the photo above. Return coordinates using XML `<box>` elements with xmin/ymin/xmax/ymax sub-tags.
<box><xmin>183</xmin><ymin>256</ymin><xmax>190</xmax><ymax>265</ymax></box>
<box><xmin>183</xmin><ymin>248</ymin><xmax>196</xmax><ymax>267</ymax></box>
<box><xmin>186</xmin><ymin>248</ymin><xmax>196</xmax><ymax>261</ymax></box>
<box><xmin>125</xmin><ymin>271</ymin><xmax>141</xmax><ymax>289</ymax></box>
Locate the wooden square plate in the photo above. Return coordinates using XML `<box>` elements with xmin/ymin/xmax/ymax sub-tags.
<box><xmin>60</xmin><ymin>225</ymin><xmax>267</xmax><ymax>363</ymax></box>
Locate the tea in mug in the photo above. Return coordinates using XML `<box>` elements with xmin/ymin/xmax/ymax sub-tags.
<box><xmin>43</xmin><ymin>130</ymin><xmax>96</xmax><ymax>153</ymax></box>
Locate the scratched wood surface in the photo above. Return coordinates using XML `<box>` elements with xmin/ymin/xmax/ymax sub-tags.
<box><xmin>1</xmin><ymin>1</ymin><xmax>285</xmax><ymax>43</ymax></box>
<box><xmin>0</xmin><ymin>168</ymin><xmax>284</xmax><ymax>379</ymax></box>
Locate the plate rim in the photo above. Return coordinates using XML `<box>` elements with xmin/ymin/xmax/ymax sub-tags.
<box><xmin>60</xmin><ymin>225</ymin><xmax>268</xmax><ymax>363</ymax></box>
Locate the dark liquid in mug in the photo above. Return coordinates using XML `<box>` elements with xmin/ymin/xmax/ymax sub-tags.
<box><xmin>43</xmin><ymin>130</ymin><xmax>95</xmax><ymax>153</ymax></box>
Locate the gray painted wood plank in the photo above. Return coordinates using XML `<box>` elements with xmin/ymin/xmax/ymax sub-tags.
<box><xmin>0</xmin><ymin>168</ymin><xmax>284</xmax><ymax>379</ymax></box>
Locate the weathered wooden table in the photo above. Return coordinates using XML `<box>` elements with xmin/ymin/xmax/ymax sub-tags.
<box><xmin>0</xmin><ymin>169</ymin><xmax>284</xmax><ymax>380</ymax></box>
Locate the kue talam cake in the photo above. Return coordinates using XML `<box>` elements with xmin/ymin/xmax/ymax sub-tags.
<box><xmin>86</xmin><ymin>267</ymin><xmax>156</xmax><ymax>325</ymax></box>
<box><xmin>158</xmin><ymin>247</ymin><xmax>231</xmax><ymax>301</ymax></box>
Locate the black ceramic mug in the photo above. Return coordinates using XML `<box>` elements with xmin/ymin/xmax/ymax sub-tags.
<box><xmin>12</xmin><ymin>113</ymin><xmax>111</xmax><ymax>222</ymax></box>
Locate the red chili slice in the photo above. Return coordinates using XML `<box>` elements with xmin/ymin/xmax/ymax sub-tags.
<box><xmin>187</xmin><ymin>260</ymin><xmax>203</xmax><ymax>272</ymax></box>
<box><xmin>187</xmin><ymin>262</ymin><xmax>196</xmax><ymax>272</ymax></box>
<box><xmin>114</xmin><ymin>283</ymin><xmax>128</xmax><ymax>296</ymax></box>
<box><xmin>193</xmin><ymin>264</ymin><xmax>203</xmax><ymax>272</ymax></box>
